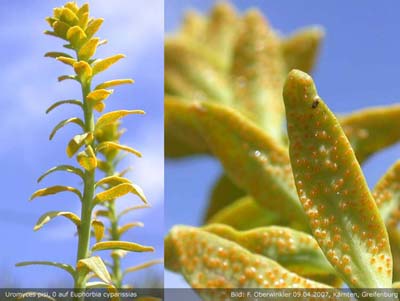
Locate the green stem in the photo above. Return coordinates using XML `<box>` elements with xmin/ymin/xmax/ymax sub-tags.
<box><xmin>74</xmin><ymin>80</ymin><xmax>95</xmax><ymax>298</ymax></box>
<box><xmin>110</xmin><ymin>201</ymin><xmax>123</xmax><ymax>287</ymax></box>
<box><xmin>107</xmin><ymin>164</ymin><xmax>123</xmax><ymax>287</ymax></box>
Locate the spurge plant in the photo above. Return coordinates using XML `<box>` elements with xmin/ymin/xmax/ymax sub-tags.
<box><xmin>16</xmin><ymin>1</ymin><xmax>161</xmax><ymax>297</ymax></box>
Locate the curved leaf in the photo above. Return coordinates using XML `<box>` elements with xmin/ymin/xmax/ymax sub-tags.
<box><xmin>117</xmin><ymin>204</ymin><xmax>150</xmax><ymax>219</ymax></box>
<box><xmin>77</xmin><ymin>256</ymin><xmax>112</xmax><ymax>285</ymax></box>
<box><xmin>95</xmin><ymin>79</ymin><xmax>134</xmax><ymax>90</ymax></box>
<box><xmin>118</xmin><ymin>222</ymin><xmax>144</xmax><ymax>236</ymax></box>
<box><xmin>372</xmin><ymin>160</ymin><xmax>400</xmax><ymax>282</ymax></box>
<box><xmin>56</xmin><ymin>56</ymin><xmax>76</xmax><ymax>66</ymax></box>
<box><xmin>37</xmin><ymin>165</ymin><xmax>84</xmax><ymax>183</ymax></box>
<box><xmin>93</xmin><ymin>183</ymin><xmax>147</xmax><ymax>204</ymax></box>
<box><xmin>193</xmin><ymin>101</ymin><xmax>308</xmax><ymax>230</ymax></box>
<box><xmin>16</xmin><ymin>261</ymin><xmax>75</xmax><ymax>278</ymax></box>
<box><xmin>30</xmin><ymin>185</ymin><xmax>82</xmax><ymax>201</ymax></box>
<box><xmin>76</xmin><ymin>3</ymin><xmax>88</xmax><ymax>18</ymax></box>
<box><xmin>52</xmin><ymin>21</ymin><xmax>70</xmax><ymax>39</ymax></box>
<box><xmin>86</xmin><ymin>89</ymin><xmax>113</xmax><ymax>104</ymax></box>
<box><xmin>73</xmin><ymin>61</ymin><xmax>92</xmax><ymax>81</ymax></box>
<box><xmin>282</xmin><ymin>26</ymin><xmax>324</xmax><ymax>73</ymax></box>
<box><xmin>340</xmin><ymin>104</ymin><xmax>400</xmax><ymax>164</ymax></box>
<box><xmin>57</xmin><ymin>75</ymin><xmax>77</xmax><ymax>82</ymax></box>
<box><xmin>92</xmin><ymin>54</ymin><xmax>125</xmax><ymax>75</ymax></box>
<box><xmin>92</xmin><ymin>241</ymin><xmax>154</xmax><ymax>253</ymax></box>
<box><xmin>92</xmin><ymin>219</ymin><xmax>105</xmax><ymax>242</ymax></box>
<box><xmin>204</xmin><ymin>224</ymin><xmax>335</xmax><ymax>277</ymax></box>
<box><xmin>59</xmin><ymin>7</ymin><xmax>79</xmax><ymax>25</ymax></box>
<box><xmin>165</xmin><ymin>96</ymin><xmax>208</xmax><ymax>157</ymax></box>
<box><xmin>165</xmin><ymin>39</ymin><xmax>232</xmax><ymax>104</ymax></box>
<box><xmin>208</xmin><ymin>196</ymin><xmax>277</xmax><ymax>230</ymax></box>
<box><xmin>95</xmin><ymin>109</ymin><xmax>144</xmax><ymax>130</ymax></box>
<box><xmin>66</xmin><ymin>132</ymin><xmax>93</xmax><ymax>157</ymax></box>
<box><xmin>231</xmin><ymin>10</ymin><xmax>285</xmax><ymax>140</ymax></box>
<box><xmin>66</xmin><ymin>25</ymin><xmax>86</xmax><ymax>47</ymax></box>
<box><xmin>93</xmin><ymin>209</ymin><xmax>109</xmax><ymax>219</ymax></box>
<box><xmin>180</xmin><ymin>10</ymin><xmax>206</xmax><ymax>40</ymax></box>
<box><xmin>97</xmin><ymin>141</ymin><xmax>141</xmax><ymax>157</ymax></box>
<box><xmin>165</xmin><ymin>225</ymin><xmax>329</xmax><ymax>290</ymax></box>
<box><xmin>283</xmin><ymin>69</ymin><xmax>392</xmax><ymax>288</ymax></box>
<box><xmin>77</xmin><ymin>145</ymin><xmax>97</xmax><ymax>171</ymax></box>
<box><xmin>34</xmin><ymin>211</ymin><xmax>80</xmax><ymax>231</ymax></box>
<box><xmin>203</xmin><ymin>3</ymin><xmax>238</xmax><ymax>70</ymax></box>
<box><xmin>123</xmin><ymin>259</ymin><xmax>163</xmax><ymax>276</ymax></box>
<box><xmin>85</xmin><ymin>18</ymin><xmax>103</xmax><ymax>39</ymax></box>
<box><xmin>49</xmin><ymin>117</ymin><xmax>84</xmax><ymax>140</ymax></box>
<box><xmin>78</xmin><ymin>37</ymin><xmax>99</xmax><ymax>60</ymax></box>
<box><xmin>44</xmin><ymin>51</ymin><xmax>73</xmax><ymax>59</ymax></box>
<box><xmin>373</xmin><ymin>160</ymin><xmax>400</xmax><ymax>226</ymax></box>
<box><xmin>46</xmin><ymin>100</ymin><xmax>82</xmax><ymax>114</ymax></box>
<box><xmin>388</xmin><ymin>227</ymin><xmax>400</xmax><ymax>282</ymax></box>
<box><xmin>96</xmin><ymin>175</ymin><xmax>131</xmax><ymax>188</ymax></box>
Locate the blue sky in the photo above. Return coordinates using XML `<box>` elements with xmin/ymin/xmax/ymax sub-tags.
<box><xmin>0</xmin><ymin>0</ymin><xmax>163</xmax><ymax>287</ymax></box>
<box><xmin>165</xmin><ymin>0</ymin><xmax>400</xmax><ymax>288</ymax></box>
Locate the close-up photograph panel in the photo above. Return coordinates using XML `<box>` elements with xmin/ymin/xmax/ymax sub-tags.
<box><xmin>165</xmin><ymin>0</ymin><xmax>400</xmax><ymax>299</ymax></box>
<box><xmin>0</xmin><ymin>0</ymin><xmax>163</xmax><ymax>298</ymax></box>
<box><xmin>1</xmin><ymin>0</ymin><xmax>400</xmax><ymax>300</ymax></box>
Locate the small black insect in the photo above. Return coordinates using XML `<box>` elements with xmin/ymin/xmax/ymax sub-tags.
<box><xmin>312</xmin><ymin>98</ymin><xmax>319</xmax><ymax>109</ymax></box>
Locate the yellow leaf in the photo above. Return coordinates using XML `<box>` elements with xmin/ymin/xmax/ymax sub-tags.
<box><xmin>118</xmin><ymin>222</ymin><xmax>144</xmax><ymax>236</ymax></box>
<box><xmin>78</xmin><ymin>37</ymin><xmax>99</xmax><ymax>60</ymax></box>
<box><xmin>93</xmin><ymin>101</ymin><xmax>106</xmax><ymax>112</ymax></box>
<box><xmin>52</xmin><ymin>21</ymin><xmax>70</xmax><ymax>39</ymax></box>
<box><xmin>282</xmin><ymin>26</ymin><xmax>324</xmax><ymax>73</ymax></box>
<box><xmin>34</xmin><ymin>211</ymin><xmax>80</xmax><ymax>231</ymax></box>
<box><xmin>95</xmin><ymin>110</ymin><xmax>144</xmax><ymax>130</ymax></box>
<box><xmin>93</xmin><ymin>210</ymin><xmax>109</xmax><ymax>219</ymax></box>
<box><xmin>76</xmin><ymin>3</ymin><xmax>89</xmax><ymax>19</ymax></box>
<box><xmin>95</xmin><ymin>79</ymin><xmax>134</xmax><ymax>90</ymax></box>
<box><xmin>73</xmin><ymin>61</ymin><xmax>92</xmax><ymax>81</ymax></box>
<box><xmin>96</xmin><ymin>141</ymin><xmax>141</xmax><ymax>157</ymax></box>
<box><xmin>85</xmin><ymin>18</ymin><xmax>104</xmax><ymax>39</ymax></box>
<box><xmin>123</xmin><ymin>259</ymin><xmax>163</xmax><ymax>275</ymax></box>
<box><xmin>66</xmin><ymin>25</ymin><xmax>87</xmax><ymax>47</ymax></box>
<box><xmin>92</xmin><ymin>241</ymin><xmax>154</xmax><ymax>253</ymax></box>
<box><xmin>64</xmin><ymin>2</ymin><xmax>79</xmax><ymax>13</ymax></box>
<box><xmin>118</xmin><ymin>204</ymin><xmax>150</xmax><ymax>219</ymax></box>
<box><xmin>56</xmin><ymin>56</ymin><xmax>76</xmax><ymax>66</ymax></box>
<box><xmin>76</xmin><ymin>146</ymin><xmax>97</xmax><ymax>171</ymax></box>
<box><xmin>59</xmin><ymin>7</ymin><xmax>79</xmax><ymax>25</ymax></box>
<box><xmin>78</xmin><ymin>12</ymin><xmax>89</xmax><ymax>29</ymax></box>
<box><xmin>77</xmin><ymin>256</ymin><xmax>112</xmax><ymax>285</ymax></box>
<box><xmin>86</xmin><ymin>89</ymin><xmax>113</xmax><ymax>104</ymax></box>
<box><xmin>92</xmin><ymin>220</ymin><xmax>105</xmax><ymax>242</ymax></box>
<box><xmin>92</xmin><ymin>54</ymin><xmax>125</xmax><ymax>75</ymax></box>
<box><xmin>30</xmin><ymin>185</ymin><xmax>82</xmax><ymax>201</ymax></box>
<box><xmin>95</xmin><ymin>175</ymin><xmax>131</xmax><ymax>187</ymax></box>
<box><xmin>93</xmin><ymin>183</ymin><xmax>147</xmax><ymax>204</ymax></box>
<box><xmin>45</xmin><ymin>51</ymin><xmax>73</xmax><ymax>59</ymax></box>
<box><xmin>66</xmin><ymin>132</ymin><xmax>93</xmax><ymax>158</ymax></box>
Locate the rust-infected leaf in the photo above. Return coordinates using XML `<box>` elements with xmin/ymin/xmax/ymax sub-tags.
<box><xmin>283</xmin><ymin>69</ymin><xmax>392</xmax><ymax>288</ymax></box>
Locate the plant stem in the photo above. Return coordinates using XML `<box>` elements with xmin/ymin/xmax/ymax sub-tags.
<box><xmin>74</xmin><ymin>80</ymin><xmax>95</xmax><ymax>298</ymax></box>
<box><xmin>107</xmin><ymin>164</ymin><xmax>123</xmax><ymax>287</ymax></box>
